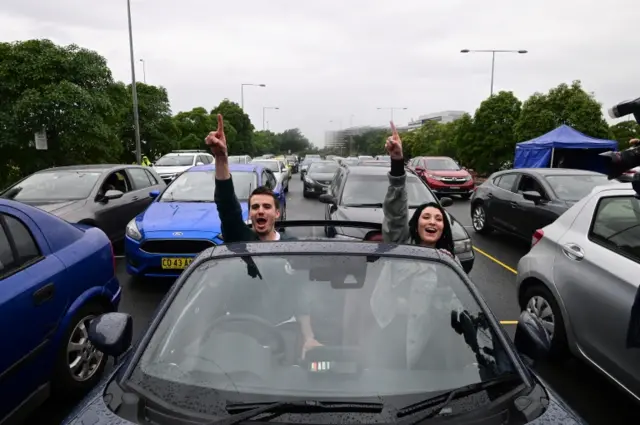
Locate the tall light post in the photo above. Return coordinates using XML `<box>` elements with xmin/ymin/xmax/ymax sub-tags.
<box><xmin>377</xmin><ymin>107</ymin><xmax>407</xmax><ymax>122</ymax></box>
<box><xmin>127</xmin><ymin>0</ymin><xmax>142</xmax><ymax>165</ymax></box>
<box><xmin>241</xmin><ymin>83</ymin><xmax>266</xmax><ymax>110</ymax></box>
<box><xmin>139</xmin><ymin>58</ymin><xmax>146</xmax><ymax>83</ymax></box>
<box><xmin>263</xmin><ymin>106</ymin><xmax>279</xmax><ymax>130</ymax></box>
<box><xmin>460</xmin><ymin>49</ymin><xmax>528</xmax><ymax>96</ymax></box>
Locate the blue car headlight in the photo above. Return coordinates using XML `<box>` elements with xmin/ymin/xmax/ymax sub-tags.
<box><xmin>126</xmin><ymin>219</ymin><xmax>142</xmax><ymax>241</ymax></box>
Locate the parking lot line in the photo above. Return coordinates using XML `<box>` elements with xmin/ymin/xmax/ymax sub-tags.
<box><xmin>472</xmin><ymin>246</ymin><xmax>518</xmax><ymax>275</ymax></box>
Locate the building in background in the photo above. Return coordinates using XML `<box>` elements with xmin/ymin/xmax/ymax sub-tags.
<box><xmin>407</xmin><ymin>110</ymin><xmax>467</xmax><ymax>127</ymax></box>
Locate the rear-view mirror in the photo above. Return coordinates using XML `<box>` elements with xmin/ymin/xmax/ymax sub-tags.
<box><xmin>522</xmin><ymin>191</ymin><xmax>543</xmax><ymax>203</ymax></box>
<box><xmin>104</xmin><ymin>189</ymin><xmax>124</xmax><ymax>200</ymax></box>
<box><xmin>319</xmin><ymin>194</ymin><xmax>336</xmax><ymax>205</ymax></box>
<box><xmin>88</xmin><ymin>312</ymin><xmax>133</xmax><ymax>358</ymax></box>
<box><xmin>149</xmin><ymin>190</ymin><xmax>160</xmax><ymax>198</ymax></box>
<box><xmin>513</xmin><ymin>311</ymin><xmax>551</xmax><ymax>363</ymax></box>
<box><xmin>439</xmin><ymin>197</ymin><xmax>453</xmax><ymax>207</ymax></box>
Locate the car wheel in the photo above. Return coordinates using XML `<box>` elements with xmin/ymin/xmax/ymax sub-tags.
<box><xmin>303</xmin><ymin>189</ymin><xmax>310</xmax><ymax>198</ymax></box>
<box><xmin>521</xmin><ymin>285</ymin><xmax>569</xmax><ymax>360</ymax></box>
<box><xmin>461</xmin><ymin>193</ymin><xmax>471</xmax><ymax>200</ymax></box>
<box><xmin>471</xmin><ymin>203</ymin><xmax>491</xmax><ymax>234</ymax></box>
<box><xmin>284</xmin><ymin>183</ymin><xmax>289</xmax><ymax>193</ymax></box>
<box><xmin>52</xmin><ymin>301</ymin><xmax>109</xmax><ymax>397</ymax></box>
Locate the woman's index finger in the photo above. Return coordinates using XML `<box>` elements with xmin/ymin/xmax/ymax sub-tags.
<box><xmin>390</xmin><ymin>121</ymin><xmax>399</xmax><ymax>137</ymax></box>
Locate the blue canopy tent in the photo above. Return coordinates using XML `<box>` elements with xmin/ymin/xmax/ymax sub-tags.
<box><xmin>513</xmin><ymin>125</ymin><xmax>618</xmax><ymax>173</ymax></box>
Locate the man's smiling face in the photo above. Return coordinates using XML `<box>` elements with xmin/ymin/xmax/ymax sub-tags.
<box><xmin>249</xmin><ymin>193</ymin><xmax>280</xmax><ymax>237</ymax></box>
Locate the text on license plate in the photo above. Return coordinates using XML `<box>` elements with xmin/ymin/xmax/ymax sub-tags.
<box><xmin>450</xmin><ymin>186</ymin><xmax>460</xmax><ymax>190</ymax></box>
<box><xmin>161</xmin><ymin>257</ymin><xmax>193</xmax><ymax>269</ymax></box>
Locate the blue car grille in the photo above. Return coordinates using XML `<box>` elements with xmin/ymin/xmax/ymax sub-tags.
<box><xmin>140</xmin><ymin>239</ymin><xmax>215</xmax><ymax>254</ymax></box>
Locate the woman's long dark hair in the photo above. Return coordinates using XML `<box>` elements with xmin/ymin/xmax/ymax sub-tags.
<box><xmin>408</xmin><ymin>202</ymin><xmax>455</xmax><ymax>254</ymax></box>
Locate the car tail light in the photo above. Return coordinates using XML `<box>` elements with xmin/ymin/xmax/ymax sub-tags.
<box><xmin>365</xmin><ymin>231</ymin><xmax>383</xmax><ymax>241</ymax></box>
<box><xmin>109</xmin><ymin>242</ymin><xmax>116</xmax><ymax>272</ymax></box>
<box><xmin>532</xmin><ymin>229</ymin><xmax>544</xmax><ymax>247</ymax></box>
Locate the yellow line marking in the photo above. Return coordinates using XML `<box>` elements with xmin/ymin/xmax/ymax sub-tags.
<box><xmin>500</xmin><ymin>321</ymin><xmax>519</xmax><ymax>325</ymax></box>
<box><xmin>472</xmin><ymin>246</ymin><xmax>518</xmax><ymax>275</ymax></box>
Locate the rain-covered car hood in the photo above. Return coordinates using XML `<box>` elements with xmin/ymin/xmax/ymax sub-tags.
<box><xmin>425</xmin><ymin>169</ymin><xmax>471</xmax><ymax>178</ymax></box>
<box><xmin>62</xmin><ymin>364</ymin><xmax>584</xmax><ymax>425</ymax></box>
<box><xmin>136</xmin><ymin>200</ymin><xmax>248</xmax><ymax>234</ymax></box>
<box><xmin>333</xmin><ymin>205</ymin><xmax>470</xmax><ymax>241</ymax></box>
<box><xmin>306</xmin><ymin>172</ymin><xmax>335</xmax><ymax>182</ymax></box>
<box><xmin>20</xmin><ymin>199</ymin><xmax>86</xmax><ymax>218</ymax></box>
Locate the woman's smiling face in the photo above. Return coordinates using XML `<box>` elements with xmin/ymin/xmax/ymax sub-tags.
<box><xmin>417</xmin><ymin>206</ymin><xmax>444</xmax><ymax>246</ymax></box>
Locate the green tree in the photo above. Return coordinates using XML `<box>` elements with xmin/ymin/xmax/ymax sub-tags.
<box><xmin>610</xmin><ymin>121</ymin><xmax>640</xmax><ymax>150</ymax></box>
<box><xmin>277</xmin><ymin>128</ymin><xmax>312</xmax><ymax>154</ymax></box>
<box><xmin>468</xmin><ymin>91</ymin><xmax>521</xmax><ymax>174</ymax></box>
<box><xmin>253</xmin><ymin>130</ymin><xmax>281</xmax><ymax>155</ymax></box>
<box><xmin>515</xmin><ymin>80</ymin><xmax>610</xmax><ymax>142</ymax></box>
<box><xmin>0</xmin><ymin>39</ymin><xmax>123</xmax><ymax>186</ymax></box>
<box><xmin>173</xmin><ymin>107</ymin><xmax>215</xmax><ymax>150</ymax></box>
<box><xmin>211</xmin><ymin>100</ymin><xmax>254</xmax><ymax>155</ymax></box>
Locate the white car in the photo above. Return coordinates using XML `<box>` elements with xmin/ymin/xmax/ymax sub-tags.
<box><xmin>152</xmin><ymin>151</ymin><xmax>214</xmax><ymax>183</ymax></box>
<box><xmin>516</xmin><ymin>182</ymin><xmax>640</xmax><ymax>402</ymax></box>
<box><xmin>251</xmin><ymin>159</ymin><xmax>290</xmax><ymax>192</ymax></box>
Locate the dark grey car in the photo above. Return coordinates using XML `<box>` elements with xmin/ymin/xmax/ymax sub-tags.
<box><xmin>1</xmin><ymin>165</ymin><xmax>166</xmax><ymax>242</ymax></box>
<box><xmin>302</xmin><ymin>160</ymin><xmax>340</xmax><ymax>198</ymax></box>
<box><xmin>318</xmin><ymin>165</ymin><xmax>475</xmax><ymax>273</ymax></box>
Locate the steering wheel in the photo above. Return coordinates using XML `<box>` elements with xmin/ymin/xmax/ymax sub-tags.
<box><xmin>207</xmin><ymin>314</ymin><xmax>287</xmax><ymax>362</ymax></box>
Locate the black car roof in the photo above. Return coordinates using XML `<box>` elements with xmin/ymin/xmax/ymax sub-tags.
<box><xmin>35</xmin><ymin>164</ymin><xmax>143</xmax><ymax>174</ymax></box>
<box><xmin>345</xmin><ymin>165</ymin><xmax>418</xmax><ymax>177</ymax></box>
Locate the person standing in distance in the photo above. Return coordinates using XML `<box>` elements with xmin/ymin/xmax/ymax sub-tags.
<box><xmin>205</xmin><ymin>114</ymin><xmax>322</xmax><ymax>357</ymax></box>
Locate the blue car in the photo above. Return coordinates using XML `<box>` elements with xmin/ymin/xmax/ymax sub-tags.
<box><xmin>124</xmin><ymin>163</ymin><xmax>287</xmax><ymax>278</ymax></box>
<box><xmin>0</xmin><ymin>199</ymin><xmax>121</xmax><ymax>424</ymax></box>
<box><xmin>65</xmin><ymin>221</ymin><xmax>584</xmax><ymax>425</ymax></box>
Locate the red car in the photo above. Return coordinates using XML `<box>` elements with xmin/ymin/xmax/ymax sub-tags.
<box><xmin>409</xmin><ymin>156</ymin><xmax>474</xmax><ymax>199</ymax></box>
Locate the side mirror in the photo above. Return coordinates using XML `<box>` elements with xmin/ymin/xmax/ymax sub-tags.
<box><xmin>439</xmin><ymin>197</ymin><xmax>453</xmax><ymax>207</ymax></box>
<box><xmin>196</xmin><ymin>162</ymin><xmax>204</xmax><ymax>166</ymax></box>
<box><xmin>149</xmin><ymin>190</ymin><xmax>160</xmax><ymax>198</ymax></box>
<box><xmin>104</xmin><ymin>189</ymin><xmax>124</xmax><ymax>200</ymax></box>
<box><xmin>513</xmin><ymin>311</ymin><xmax>551</xmax><ymax>363</ymax></box>
<box><xmin>319</xmin><ymin>194</ymin><xmax>337</xmax><ymax>205</ymax></box>
<box><xmin>88</xmin><ymin>312</ymin><xmax>133</xmax><ymax>358</ymax></box>
<box><xmin>522</xmin><ymin>190</ymin><xmax>543</xmax><ymax>204</ymax></box>
<box><xmin>462</xmin><ymin>166</ymin><xmax>467</xmax><ymax>170</ymax></box>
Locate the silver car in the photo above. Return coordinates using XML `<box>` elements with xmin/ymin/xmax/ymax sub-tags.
<box><xmin>516</xmin><ymin>182</ymin><xmax>640</xmax><ymax>402</ymax></box>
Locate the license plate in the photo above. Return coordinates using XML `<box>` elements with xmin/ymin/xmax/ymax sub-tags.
<box><xmin>450</xmin><ymin>186</ymin><xmax>460</xmax><ymax>190</ymax></box>
<box><xmin>161</xmin><ymin>257</ymin><xmax>193</xmax><ymax>269</ymax></box>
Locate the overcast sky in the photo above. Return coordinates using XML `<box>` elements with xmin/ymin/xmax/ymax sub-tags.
<box><xmin>2</xmin><ymin>0</ymin><xmax>639</xmax><ymax>146</ymax></box>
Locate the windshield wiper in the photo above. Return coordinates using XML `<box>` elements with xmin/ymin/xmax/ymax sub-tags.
<box><xmin>2</xmin><ymin>186</ymin><xmax>22</xmax><ymax>199</ymax></box>
<box><xmin>209</xmin><ymin>400</ymin><xmax>383</xmax><ymax>425</ymax></box>
<box><xmin>344</xmin><ymin>203</ymin><xmax>383</xmax><ymax>208</ymax></box>
<box><xmin>395</xmin><ymin>373</ymin><xmax>522</xmax><ymax>423</ymax></box>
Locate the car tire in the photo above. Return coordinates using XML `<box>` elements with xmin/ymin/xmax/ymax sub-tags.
<box><xmin>521</xmin><ymin>285</ymin><xmax>570</xmax><ymax>360</ymax></box>
<box><xmin>51</xmin><ymin>301</ymin><xmax>109</xmax><ymax>398</ymax></box>
<box><xmin>284</xmin><ymin>183</ymin><xmax>289</xmax><ymax>193</ymax></box>
<box><xmin>461</xmin><ymin>193</ymin><xmax>471</xmax><ymax>200</ymax></box>
<box><xmin>303</xmin><ymin>189</ymin><xmax>310</xmax><ymax>198</ymax></box>
<box><xmin>471</xmin><ymin>203</ymin><xmax>492</xmax><ymax>234</ymax></box>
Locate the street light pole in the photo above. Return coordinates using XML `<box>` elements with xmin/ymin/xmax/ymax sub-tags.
<box><xmin>460</xmin><ymin>49</ymin><xmax>528</xmax><ymax>96</ymax></box>
<box><xmin>127</xmin><ymin>0</ymin><xmax>142</xmax><ymax>165</ymax></box>
<box><xmin>139</xmin><ymin>58</ymin><xmax>146</xmax><ymax>83</ymax></box>
<box><xmin>240</xmin><ymin>83</ymin><xmax>266</xmax><ymax>110</ymax></box>
<box><xmin>377</xmin><ymin>107</ymin><xmax>407</xmax><ymax>122</ymax></box>
<box><xmin>263</xmin><ymin>106</ymin><xmax>279</xmax><ymax>130</ymax></box>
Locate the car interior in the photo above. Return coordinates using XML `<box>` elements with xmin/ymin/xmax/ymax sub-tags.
<box><xmin>99</xmin><ymin>171</ymin><xmax>130</xmax><ymax>197</ymax></box>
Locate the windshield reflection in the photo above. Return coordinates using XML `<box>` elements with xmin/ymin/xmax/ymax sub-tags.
<box><xmin>130</xmin><ymin>254</ymin><xmax>514</xmax><ymax>414</ymax></box>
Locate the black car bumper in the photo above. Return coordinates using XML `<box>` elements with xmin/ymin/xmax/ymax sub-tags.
<box><xmin>303</xmin><ymin>181</ymin><xmax>329</xmax><ymax>195</ymax></box>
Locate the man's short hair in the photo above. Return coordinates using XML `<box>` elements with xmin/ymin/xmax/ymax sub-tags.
<box><xmin>249</xmin><ymin>186</ymin><xmax>280</xmax><ymax>210</ymax></box>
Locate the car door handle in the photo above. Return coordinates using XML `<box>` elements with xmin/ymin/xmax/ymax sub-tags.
<box><xmin>510</xmin><ymin>201</ymin><xmax>521</xmax><ymax>209</ymax></box>
<box><xmin>132</xmin><ymin>196</ymin><xmax>139</xmax><ymax>201</ymax></box>
<box><xmin>562</xmin><ymin>243</ymin><xmax>584</xmax><ymax>261</ymax></box>
<box><xmin>487</xmin><ymin>193</ymin><xmax>494</xmax><ymax>199</ymax></box>
<box><xmin>33</xmin><ymin>283</ymin><xmax>55</xmax><ymax>306</ymax></box>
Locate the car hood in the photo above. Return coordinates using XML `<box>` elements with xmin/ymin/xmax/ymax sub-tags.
<box><xmin>152</xmin><ymin>165</ymin><xmax>192</xmax><ymax>174</ymax></box>
<box><xmin>426</xmin><ymin>169</ymin><xmax>470</xmax><ymax>178</ymax></box>
<box><xmin>20</xmin><ymin>199</ymin><xmax>86</xmax><ymax>217</ymax></box>
<box><xmin>137</xmin><ymin>201</ymin><xmax>248</xmax><ymax>233</ymax></box>
<box><xmin>334</xmin><ymin>206</ymin><xmax>469</xmax><ymax>241</ymax></box>
<box><xmin>306</xmin><ymin>172</ymin><xmax>335</xmax><ymax>182</ymax></box>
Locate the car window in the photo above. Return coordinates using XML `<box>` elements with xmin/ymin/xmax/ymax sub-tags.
<box><xmin>129</xmin><ymin>254</ymin><xmax>515</xmax><ymax>412</ymax></box>
<box><xmin>252</xmin><ymin>161</ymin><xmax>280</xmax><ymax>172</ymax></box>
<box><xmin>308</xmin><ymin>162</ymin><xmax>340</xmax><ymax>174</ymax></box>
<box><xmin>266</xmin><ymin>171</ymin><xmax>277</xmax><ymax>189</ymax></box>
<box><xmin>129</xmin><ymin>168</ymin><xmax>153</xmax><ymax>190</ymax></box>
<box><xmin>161</xmin><ymin>171</ymin><xmax>257</xmax><ymax>202</ymax></box>
<box><xmin>516</xmin><ymin>175</ymin><xmax>546</xmax><ymax>198</ymax></box>
<box><xmin>425</xmin><ymin>158</ymin><xmax>459</xmax><ymax>171</ymax></box>
<box><xmin>145</xmin><ymin>169</ymin><xmax>159</xmax><ymax>185</ymax></box>
<box><xmin>496</xmin><ymin>174</ymin><xmax>517</xmax><ymax>192</ymax></box>
<box><xmin>155</xmin><ymin>155</ymin><xmax>195</xmax><ymax>166</ymax></box>
<box><xmin>341</xmin><ymin>174</ymin><xmax>436</xmax><ymax>206</ymax></box>
<box><xmin>0</xmin><ymin>222</ymin><xmax>14</xmax><ymax>274</ymax></box>
<box><xmin>9</xmin><ymin>171</ymin><xmax>102</xmax><ymax>201</ymax></box>
<box><xmin>545</xmin><ymin>174</ymin><xmax>611</xmax><ymax>202</ymax></box>
<box><xmin>262</xmin><ymin>171</ymin><xmax>273</xmax><ymax>189</ymax></box>
<box><xmin>3</xmin><ymin>214</ymin><xmax>40</xmax><ymax>264</ymax></box>
<box><xmin>590</xmin><ymin>196</ymin><xmax>640</xmax><ymax>263</ymax></box>
<box><xmin>101</xmin><ymin>170</ymin><xmax>131</xmax><ymax>194</ymax></box>
<box><xmin>331</xmin><ymin>170</ymin><xmax>344</xmax><ymax>195</ymax></box>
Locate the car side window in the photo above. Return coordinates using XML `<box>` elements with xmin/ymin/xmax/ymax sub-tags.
<box><xmin>496</xmin><ymin>173</ymin><xmax>517</xmax><ymax>192</ymax></box>
<box><xmin>128</xmin><ymin>168</ymin><xmax>153</xmax><ymax>190</ymax></box>
<box><xmin>145</xmin><ymin>169</ymin><xmax>159</xmax><ymax>185</ymax></box>
<box><xmin>1</xmin><ymin>214</ymin><xmax>40</xmax><ymax>273</ymax></box>
<box><xmin>590</xmin><ymin>196</ymin><xmax>640</xmax><ymax>263</ymax></box>
<box><xmin>202</xmin><ymin>155</ymin><xmax>213</xmax><ymax>164</ymax></box>
<box><xmin>0</xmin><ymin>220</ymin><xmax>14</xmax><ymax>274</ymax></box>
<box><xmin>516</xmin><ymin>175</ymin><xmax>547</xmax><ymax>198</ymax></box>
<box><xmin>100</xmin><ymin>170</ymin><xmax>131</xmax><ymax>195</ymax></box>
<box><xmin>331</xmin><ymin>170</ymin><xmax>344</xmax><ymax>195</ymax></box>
<box><xmin>262</xmin><ymin>171</ymin><xmax>272</xmax><ymax>189</ymax></box>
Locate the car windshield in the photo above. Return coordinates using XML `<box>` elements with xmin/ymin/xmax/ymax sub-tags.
<box><xmin>8</xmin><ymin>171</ymin><xmax>102</xmax><ymax>201</ymax></box>
<box><xmin>545</xmin><ymin>174</ymin><xmax>610</xmax><ymax>201</ymax></box>
<box><xmin>228</xmin><ymin>156</ymin><xmax>245</xmax><ymax>164</ymax></box>
<box><xmin>160</xmin><ymin>171</ymin><xmax>257</xmax><ymax>202</ymax></box>
<box><xmin>129</xmin><ymin>254</ymin><xmax>515</xmax><ymax>411</ymax></box>
<box><xmin>155</xmin><ymin>155</ymin><xmax>194</xmax><ymax>166</ymax></box>
<box><xmin>341</xmin><ymin>174</ymin><xmax>436</xmax><ymax>206</ymax></box>
<box><xmin>342</xmin><ymin>158</ymin><xmax>359</xmax><ymax>165</ymax></box>
<box><xmin>302</xmin><ymin>159</ymin><xmax>319</xmax><ymax>166</ymax></box>
<box><xmin>308</xmin><ymin>163</ymin><xmax>339</xmax><ymax>174</ymax></box>
<box><xmin>252</xmin><ymin>161</ymin><xmax>280</xmax><ymax>172</ymax></box>
<box><xmin>425</xmin><ymin>158</ymin><xmax>460</xmax><ymax>171</ymax></box>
